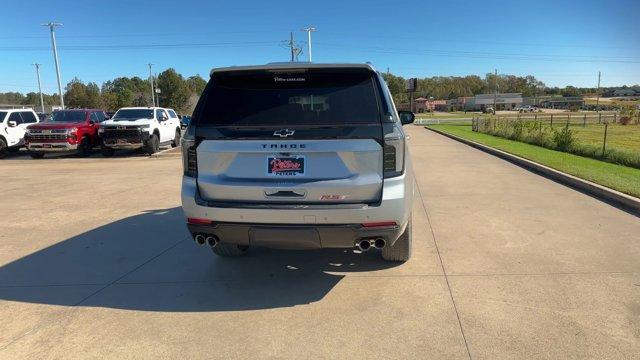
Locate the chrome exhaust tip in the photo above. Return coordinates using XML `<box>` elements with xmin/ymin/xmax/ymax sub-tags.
<box><xmin>205</xmin><ymin>235</ymin><xmax>219</xmax><ymax>248</ymax></box>
<box><xmin>356</xmin><ymin>239</ymin><xmax>372</xmax><ymax>252</ymax></box>
<box><xmin>194</xmin><ymin>234</ymin><xmax>206</xmax><ymax>245</ymax></box>
<box><xmin>373</xmin><ymin>238</ymin><xmax>386</xmax><ymax>249</ymax></box>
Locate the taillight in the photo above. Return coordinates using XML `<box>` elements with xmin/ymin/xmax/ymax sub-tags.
<box><xmin>187</xmin><ymin>217</ymin><xmax>213</xmax><ymax>225</ymax></box>
<box><xmin>383</xmin><ymin>124</ymin><xmax>405</xmax><ymax>178</ymax></box>
<box><xmin>361</xmin><ymin>221</ymin><xmax>397</xmax><ymax>228</ymax></box>
<box><xmin>183</xmin><ymin>141</ymin><xmax>198</xmax><ymax>177</ymax></box>
<box><xmin>182</xmin><ymin>127</ymin><xmax>198</xmax><ymax>177</ymax></box>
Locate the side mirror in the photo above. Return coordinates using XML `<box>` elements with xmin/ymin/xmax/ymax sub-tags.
<box><xmin>398</xmin><ymin>111</ymin><xmax>415</xmax><ymax>125</ymax></box>
<box><xmin>7</xmin><ymin>120</ymin><xmax>17</xmax><ymax>127</ymax></box>
<box><xmin>89</xmin><ymin>120</ymin><xmax>95</xmax><ymax>125</ymax></box>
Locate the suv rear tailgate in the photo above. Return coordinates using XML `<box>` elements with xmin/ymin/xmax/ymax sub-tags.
<box><xmin>197</xmin><ymin>139</ymin><xmax>382</xmax><ymax>204</ymax></box>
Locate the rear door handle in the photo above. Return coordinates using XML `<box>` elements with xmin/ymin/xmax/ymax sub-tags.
<box><xmin>265</xmin><ymin>190</ymin><xmax>306</xmax><ymax>198</ymax></box>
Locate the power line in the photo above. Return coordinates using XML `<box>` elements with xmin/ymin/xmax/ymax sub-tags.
<box><xmin>314</xmin><ymin>42</ymin><xmax>640</xmax><ymax>64</ymax></box>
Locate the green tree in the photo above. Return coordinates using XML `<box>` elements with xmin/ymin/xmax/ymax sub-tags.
<box><xmin>156</xmin><ymin>68</ymin><xmax>190</xmax><ymax>112</ymax></box>
<box><xmin>86</xmin><ymin>82</ymin><xmax>101</xmax><ymax>108</ymax></box>
<box><xmin>187</xmin><ymin>75</ymin><xmax>207</xmax><ymax>95</ymax></box>
<box><xmin>64</xmin><ymin>78</ymin><xmax>89</xmax><ymax>108</ymax></box>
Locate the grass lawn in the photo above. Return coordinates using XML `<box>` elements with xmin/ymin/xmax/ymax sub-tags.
<box><xmin>558</xmin><ymin>123</ymin><xmax>640</xmax><ymax>153</ymax></box>
<box><xmin>425</xmin><ymin>124</ymin><xmax>640</xmax><ymax>198</ymax></box>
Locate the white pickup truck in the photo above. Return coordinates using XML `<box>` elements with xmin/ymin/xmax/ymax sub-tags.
<box><xmin>98</xmin><ymin>107</ymin><xmax>181</xmax><ymax>156</ymax></box>
<box><xmin>0</xmin><ymin>109</ymin><xmax>40</xmax><ymax>158</ymax></box>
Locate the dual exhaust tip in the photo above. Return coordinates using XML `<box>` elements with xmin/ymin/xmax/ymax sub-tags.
<box><xmin>356</xmin><ymin>238</ymin><xmax>386</xmax><ymax>252</ymax></box>
<box><xmin>194</xmin><ymin>234</ymin><xmax>219</xmax><ymax>248</ymax></box>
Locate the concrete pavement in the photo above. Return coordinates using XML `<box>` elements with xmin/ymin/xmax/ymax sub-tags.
<box><xmin>0</xmin><ymin>126</ymin><xmax>638</xmax><ymax>359</ymax></box>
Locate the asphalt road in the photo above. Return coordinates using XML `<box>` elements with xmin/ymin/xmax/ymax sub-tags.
<box><xmin>0</xmin><ymin>126</ymin><xmax>638</xmax><ymax>359</ymax></box>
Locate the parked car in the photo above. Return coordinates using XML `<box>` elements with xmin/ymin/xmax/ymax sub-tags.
<box><xmin>518</xmin><ymin>105</ymin><xmax>539</xmax><ymax>113</ymax></box>
<box><xmin>180</xmin><ymin>115</ymin><xmax>192</xmax><ymax>129</ymax></box>
<box><xmin>0</xmin><ymin>108</ymin><xmax>40</xmax><ymax>158</ymax></box>
<box><xmin>483</xmin><ymin>106</ymin><xmax>495</xmax><ymax>114</ymax></box>
<box><xmin>99</xmin><ymin>107</ymin><xmax>181</xmax><ymax>156</ymax></box>
<box><xmin>25</xmin><ymin>109</ymin><xmax>107</xmax><ymax>158</ymax></box>
<box><xmin>181</xmin><ymin>63</ymin><xmax>415</xmax><ymax>261</ymax></box>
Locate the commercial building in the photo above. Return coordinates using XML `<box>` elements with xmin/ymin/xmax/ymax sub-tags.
<box><xmin>539</xmin><ymin>96</ymin><xmax>585</xmax><ymax>109</ymax></box>
<box><xmin>413</xmin><ymin>97</ymin><xmax>448</xmax><ymax>112</ymax></box>
<box><xmin>471</xmin><ymin>93</ymin><xmax>523</xmax><ymax>111</ymax></box>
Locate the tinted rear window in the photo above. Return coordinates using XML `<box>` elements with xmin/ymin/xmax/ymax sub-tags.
<box><xmin>196</xmin><ymin>68</ymin><xmax>382</xmax><ymax>127</ymax></box>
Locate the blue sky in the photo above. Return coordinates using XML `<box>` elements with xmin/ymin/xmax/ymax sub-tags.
<box><xmin>1</xmin><ymin>0</ymin><xmax>639</xmax><ymax>93</ymax></box>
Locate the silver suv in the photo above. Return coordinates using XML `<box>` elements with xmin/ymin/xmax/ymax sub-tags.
<box><xmin>181</xmin><ymin>63</ymin><xmax>415</xmax><ymax>261</ymax></box>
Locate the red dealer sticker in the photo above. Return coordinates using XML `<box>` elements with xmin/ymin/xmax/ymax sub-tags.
<box><xmin>267</xmin><ymin>156</ymin><xmax>306</xmax><ymax>176</ymax></box>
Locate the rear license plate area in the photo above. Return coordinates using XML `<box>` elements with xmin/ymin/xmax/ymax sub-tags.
<box><xmin>267</xmin><ymin>156</ymin><xmax>305</xmax><ymax>177</ymax></box>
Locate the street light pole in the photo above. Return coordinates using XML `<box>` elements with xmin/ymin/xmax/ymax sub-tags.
<box><xmin>41</xmin><ymin>22</ymin><xmax>64</xmax><ymax>109</ymax></box>
<box><xmin>32</xmin><ymin>63</ymin><xmax>45</xmax><ymax>113</ymax></box>
<box><xmin>301</xmin><ymin>26</ymin><xmax>316</xmax><ymax>62</ymax></box>
<box><xmin>596</xmin><ymin>71</ymin><xmax>601</xmax><ymax>111</ymax></box>
<box><xmin>147</xmin><ymin>63</ymin><xmax>155</xmax><ymax>107</ymax></box>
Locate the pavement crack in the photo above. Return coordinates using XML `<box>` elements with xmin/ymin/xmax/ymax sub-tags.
<box><xmin>416</xmin><ymin>180</ymin><xmax>473</xmax><ymax>360</ymax></box>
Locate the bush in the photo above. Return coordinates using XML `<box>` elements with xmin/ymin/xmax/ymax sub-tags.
<box><xmin>619</xmin><ymin>116</ymin><xmax>632</xmax><ymax>125</ymax></box>
<box><xmin>473</xmin><ymin>118</ymin><xmax>640</xmax><ymax>169</ymax></box>
<box><xmin>552</xmin><ymin>124</ymin><xmax>575</xmax><ymax>151</ymax></box>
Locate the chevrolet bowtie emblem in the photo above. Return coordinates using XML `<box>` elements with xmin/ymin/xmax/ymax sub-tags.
<box><xmin>273</xmin><ymin>129</ymin><xmax>295</xmax><ymax>138</ymax></box>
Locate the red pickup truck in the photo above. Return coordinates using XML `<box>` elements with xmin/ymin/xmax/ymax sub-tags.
<box><xmin>25</xmin><ymin>109</ymin><xmax>107</xmax><ymax>158</ymax></box>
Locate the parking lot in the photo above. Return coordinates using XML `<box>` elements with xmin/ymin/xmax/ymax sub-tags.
<box><xmin>0</xmin><ymin>125</ymin><xmax>638</xmax><ymax>359</ymax></box>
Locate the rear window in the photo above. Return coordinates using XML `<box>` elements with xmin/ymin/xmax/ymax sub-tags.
<box><xmin>0</xmin><ymin>111</ymin><xmax>7</xmax><ymax>122</ymax></box>
<box><xmin>196</xmin><ymin>68</ymin><xmax>382</xmax><ymax>127</ymax></box>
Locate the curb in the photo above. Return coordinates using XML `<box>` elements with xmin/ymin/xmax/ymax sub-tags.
<box><xmin>425</xmin><ymin>126</ymin><xmax>640</xmax><ymax>216</ymax></box>
<box><xmin>150</xmin><ymin>147</ymin><xmax>182</xmax><ymax>158</ymax></box>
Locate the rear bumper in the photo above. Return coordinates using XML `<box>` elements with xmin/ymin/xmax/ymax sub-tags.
<box><xmin>181</xmin><ymin>170</ymin><xmax>414</xmax><ymax>249</ymax></box>
<box><xmin>187</xmin><ymin>222</ymin><xmax>402</xmax><ymax>250</ymax></box>
<box><xmin>27</xmin><ymin>142</ymin><xmax>78</xmax><ymax>152</ymax></box>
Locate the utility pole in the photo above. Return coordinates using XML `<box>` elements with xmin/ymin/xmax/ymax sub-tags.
<box><xmin>595</xmin><ymin>71</ymin><xmax>601</xmax><ymax>111</ymax></box>
<box><xmin>301</xmin><ymin>26</ymin><xmax>316</xmax><ymax>62</ymax></box>
<box><xmin>147</xmin><ymin>63</ymin><xmax>155</xmax><ymax>107</ymax></box>
<box><xmin>493</xmin><ymin>69</ymin><xmax>498</xmax><ymax>112</ymax></box>
<box><xmin>32</xmin><ymin>63</ymin><xmax>45</xmax><ymax>113</ymax></box>
<box><xmin>41</xmin><ymin>22</ymin><xmax>64</xmax><ymax>109</ymax></box>
<box><xmin>290</xmin><ymin>32</ymin><xmax>295</xmax><ymax>61</ymax></box>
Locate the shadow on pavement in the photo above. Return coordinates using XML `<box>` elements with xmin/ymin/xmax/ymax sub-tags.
<box><xmin>0</xmin><ymin>207</ymin><xmax>399</xmax><ymax>312</ymax></box>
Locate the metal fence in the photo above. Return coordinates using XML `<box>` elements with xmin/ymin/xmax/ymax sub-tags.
<box><xmin>471</xmin><ymin>113</ymin><xmax>640</xmax><ymax>168</ymax></box>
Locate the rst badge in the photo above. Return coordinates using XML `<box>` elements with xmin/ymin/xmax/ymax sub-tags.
<box><xmin>267</xmin><ymin>156</ymin><xmax>305</xmax><ymax>176</ymax></box>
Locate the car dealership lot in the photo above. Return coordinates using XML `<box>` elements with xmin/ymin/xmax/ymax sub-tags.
<box><xmin>0</xmin><ymin>126</ymin><xmax>638</xmax><ymax>359</ymax></box>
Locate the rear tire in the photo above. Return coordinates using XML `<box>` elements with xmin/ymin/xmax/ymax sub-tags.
<box><xmin>146</xmin><ymin>134</ymin><xmax>159</xmax><ymax>155</ymax></box>
<box><xmin>212</xmin><ymin>243</ymin><xmax>249</xmax><ymax>257</ymax></box>
<box><xmin>0</xmin><ymin>138</ymin><xmax>7</xmax><ymax>159</ymax></box>
<box><xmin>382</xmin><ymin>215</ymin><xmax>412</xmax><ymax>262</ymax></box>
<box><xmin>101</xmin><ymin>146</ymin><xmax>115</xmax><ymax>157</ymax></box>
<box><xmin>30</xmin><ymin>152</ymin><xmax>45</xmax><ymax>159</ymax></box>
<box><xmin>171</xmin><ymin>129</ymin><xmax>180</xmax><ymax>148</ymax></box>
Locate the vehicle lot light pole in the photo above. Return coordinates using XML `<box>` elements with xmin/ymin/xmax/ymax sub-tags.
<box><xmin>41</xmin><ymin>22</ymin><xmax>64</xmax><ymax>109</ymax></box>
<box><xmin>32</xmin><ymin>63</ymin><xmax>45</xmax><ymax>113</ymax></box>
<box><xmin>301</xmin><ymin>26</ymin><xmax>316</xmax><ymax>62</ymax></box>
<box><xmin>148</xmin><ymin>63</ymin><xmax>155</xmax><ymax>107</ymax></box>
